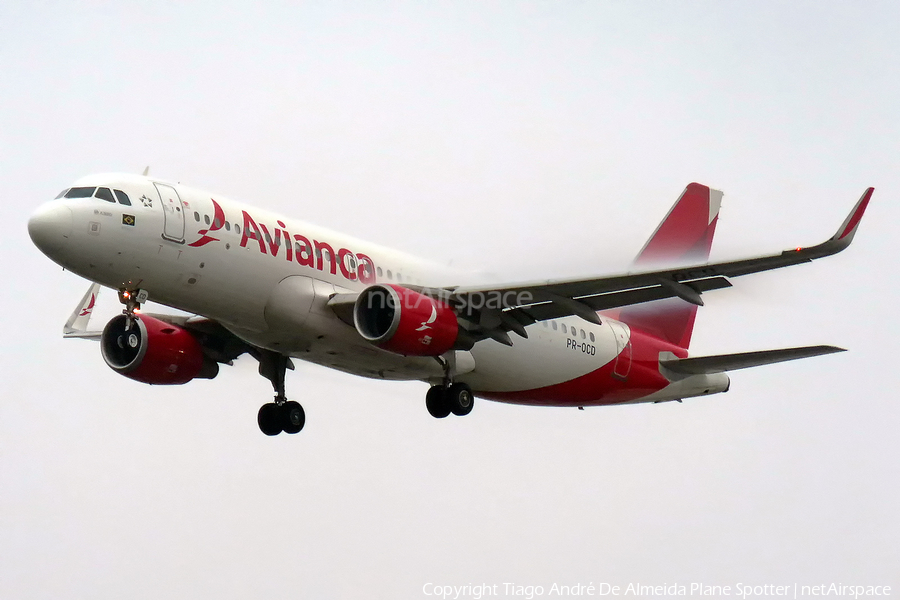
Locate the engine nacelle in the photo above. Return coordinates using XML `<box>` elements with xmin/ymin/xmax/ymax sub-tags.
<box><xmin>353</xmin><ymin>284</ymin><xmax>459</xmax><ymax>356</ymax></box>
<box><xmin>100</xmin><ymin>314</ymin><xmax>218</xmax><ymax>385</ymax></box>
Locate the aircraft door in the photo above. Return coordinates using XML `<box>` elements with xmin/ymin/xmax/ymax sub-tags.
<box><xmin>155</xmin><ymin>183</ymin><xmax>185</xmax><ymax>243</ymax></box>
<box><xmin>609</xmin><ymin>321</ymin><xmax>632</xmax><ymax>380</ymax></box>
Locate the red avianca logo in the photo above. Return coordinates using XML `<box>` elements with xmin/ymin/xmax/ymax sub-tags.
<box><xmin>189</xmin><ymin>199</ymin><xmax>376</xmax><ymax>284</ymax></box>
<box><xmin>187</xmin><ymin>199</ymin><xmax>227</xmax><ymax>248</ymax></box>
<box><xmin>79</xmin><ymin>293</ymin><xmax>96</xmax><ymax>317</ymax></box>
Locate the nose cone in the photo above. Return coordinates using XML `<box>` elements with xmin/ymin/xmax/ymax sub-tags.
<box><xmin>28</xmin><ymin>202</ymin><xmax>73</xmax><ymax>256</ymax></box>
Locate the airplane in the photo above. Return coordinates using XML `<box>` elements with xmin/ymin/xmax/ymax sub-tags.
<box><xmin>28</xmin><ymin>175</ymin><xmax>873</xmax><ymax>435</ymax></box>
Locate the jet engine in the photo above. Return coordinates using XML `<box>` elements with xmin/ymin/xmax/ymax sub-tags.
<box><xmin>353</xmin><ymin>284</ymin><xmax>461</xmax><ymax>356</ymax></box>
<box><xmin>100</xmin><ymin>314</ymin><xmax>219</xmax><ymax>384</ymax></box>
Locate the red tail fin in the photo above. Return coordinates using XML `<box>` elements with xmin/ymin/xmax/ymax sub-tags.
<box><xmin>617</xmin><ymin>183</ymin><xmax>722</xmax><ymax>348</ymax></box>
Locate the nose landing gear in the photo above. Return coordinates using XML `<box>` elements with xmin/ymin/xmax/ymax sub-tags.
<box><xmin>117</xmin><ymin>288</ymin><xmax>149</xmax><ymax>329</ymax></box>
<box><xmin>257</xmin><ymin>351</ymin><xmax>305</xmax><ymax>436</ymax></box>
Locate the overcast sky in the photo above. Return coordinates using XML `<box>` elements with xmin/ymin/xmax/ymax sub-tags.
<box><xmin>1</xmin><ymin>2</ymin><xmax>898</xmax><ymax>598</ymax></box>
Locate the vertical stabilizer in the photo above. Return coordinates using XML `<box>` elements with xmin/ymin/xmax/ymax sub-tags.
<box><xmin>617</xmin><ymin>183</ymin><xmax>722</xmax><ymax>348</ymax></box>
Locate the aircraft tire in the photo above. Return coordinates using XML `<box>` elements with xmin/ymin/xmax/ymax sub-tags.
<box><xmin>425</xmin><ymin>385</ymin><xmax>451</xmax><ymax>419</ymax></box>
<box><xmin>258</xmin><ymin>403</ymin><xmax>283</xmax><ymax>436</ymax></box>
<box><xmin>448</xmin><ymin>383</ymin><xmax>474</xmax><ymax>416</ymax></box>
<box><xmin>282</xmin><ymin>401</ymin><xmax>305</xmax><ymax>434</ymax></box>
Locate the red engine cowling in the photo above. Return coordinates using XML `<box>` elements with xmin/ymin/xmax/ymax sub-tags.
<box><xmin>353</xmin><ymin>284</ymin><xmax>459</xmax><ymax>356</ymax></box>
<box><xmin>100</xmin><ymin>314</ymin><xmax>218</xmax><ymax>384</ymax></box>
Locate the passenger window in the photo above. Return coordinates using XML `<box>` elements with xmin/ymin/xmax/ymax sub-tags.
<box><xmin>396</xmin><ymin>273</ymin><xmax>402</xmax><ymax>282</ymax></box>
<box><xmin>194</xmin><ymin>212</ymin><xmax>200</xmax><ymax>222</ymax></box>
<box><xmin>55</xmin><ymin>189</ymin><xmax>69</xmax><ymax>199</ymax></box>
<box><xmin>552</xmin><ymin>322</ymin><xmax>557</xmax><ymax>331</ymax></box>
<box><xmin>65</xmin><ymin>187</ymin><xmax>96</xmax><ymax>198</ymax></box>
<box><xmin>94</xmin><ymin>187</ymin><xmax>116</xmax><ymax>203</ymax></box>
<box><xmin>235</xmin><ymin>224</ymin><xmax>240</xmax><ymax>235</ymax></box>
<box><xmin>113</xmin><ymin>190</ymin><xmax>132</xmax><ymax>205</ymax></box>
<box><xmin>581</xmin><ymin>329</ymin><xmax>586</xmax><ymax>339</ymax></box>
<box><xmin>213</xmin><ymin>218</ymin><xmax>222</xmax><ymax>229</ymax></box>
<box><xmin>377</xmin><ymin>267</ymin><xmax>383</xmax><ymax>277</ymax></box>
<box><xmin>561</xmin><ymin>324</ymin><xmax>567</xmax><ymax>334</ymax></box>
<box><xmin>589</xmin><ymin>332</ymin><xmax>595</xmax><ymax>342</ymax></box>
<box><xmin>204</xmin><ymin>215</ymin><xmax>211</xmax><ymax>225</ymax></box>
<box><xmin>387</xmin><ymin>270</ymin><xmax>393</xmax><ymax>280</ymax></box>
<box><xmin>225</xmin><ymin>221</ymin><xmax>231</xmax><ymax>231</ymax></box>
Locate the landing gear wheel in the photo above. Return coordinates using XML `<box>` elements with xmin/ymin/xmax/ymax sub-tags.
<box><xmin>448</xmin><ymin>383</ymin><xmax>475</xmax><ymax>416</ymax></box>
<box><xmin>425</xmin><ymin>385</ymin><xmax>451</xmax><ymax>419</ymax></box>
<box><xmin>257</xmin><ymin>351</ymin><xmax>305</xmax><ymax>436</ymax></box>
<box><xmin>282</xmin><ymin>401</ymin><xmax>305</xmax><ymax>434</ymax></box>
<box><xmin>258</xmin><ymin>403</ymin><xmax>283</xmax><ymax>436</ymax></box>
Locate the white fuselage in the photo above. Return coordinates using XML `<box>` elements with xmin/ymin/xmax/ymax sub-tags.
<box><xmin>30</xmin><ymin>173</ymin><xmax>729</xmax><ymax>406</ymax></box>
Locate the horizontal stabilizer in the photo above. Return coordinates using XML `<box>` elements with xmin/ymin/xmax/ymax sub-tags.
<box><xmin>660</xmin><ymin>345</ymin><xmax>845</xmax><ymax>375</ymax></box>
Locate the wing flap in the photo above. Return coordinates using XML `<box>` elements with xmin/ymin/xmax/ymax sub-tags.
<box><xmin>507</xmin><ymin>276</ymin><xmax>732</xmax><ymax>322</ymax></box>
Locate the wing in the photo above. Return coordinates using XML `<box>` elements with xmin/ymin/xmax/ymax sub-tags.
<box><xmin>62</xmin><ymin>283</ymin><xmax>254</xmax><ymax>365</ymax></box>
<box><xmin>412</xmin><ymin>187</ymin><xmax>873</xmax><ymax>345</ymax></box>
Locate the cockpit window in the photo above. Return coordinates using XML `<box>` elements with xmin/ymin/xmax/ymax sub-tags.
<box><xmin>55</xmin><ymin>189</ymin><xmax>69</xmax><ymax>199</ymax></box>
<box><xmin>95</xmin><ymin>187</ymin><xmax>116</xmax><ymax>203</ymax></box>
<box><xmin>113</xmin><ymin>189</ymin><xmax>132</xmax><ymax>206</ymax></box>
<box><xmin>65</xmin><ymin>187</ymin><xmax>96</xmax><ymax>198</ymax></box>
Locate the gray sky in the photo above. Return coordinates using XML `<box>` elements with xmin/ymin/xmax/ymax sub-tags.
<box><xmin>1</xmin><ymin>2</ymin><xmax>897</xmax><ymax>598</ymax></box>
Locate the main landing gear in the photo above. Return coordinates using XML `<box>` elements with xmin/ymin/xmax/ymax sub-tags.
<box><xmin>425</xmin><ymin>383</ymin><xmax>475</xmax><ymax>418</ymax></box>
<box><xmin>426</xmin><ymin>352</ymin><xmax>475</xmax><ymax>419</ymax></box>
<box><xmin>257</xmin><ymin>351</ymin><xmax>305</xmax><ymax>436</ymax></box>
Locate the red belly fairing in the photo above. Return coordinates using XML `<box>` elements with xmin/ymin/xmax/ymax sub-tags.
<box><xmin>478</xmin><ymin>328</ymin><xmax>688</xmax><ymax>406</ymax></box>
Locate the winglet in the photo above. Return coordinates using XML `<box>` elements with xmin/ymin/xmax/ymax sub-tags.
<box><xmin>831</xmin><ymin>187</ymin><xmax>873</xmax><ymax>246</ymax></box>
<box><xmin>63</xmin><ymin>283</ymin><xmax>103</xmax><ymax>339</ymax></box>
<box><xmin>790</xmin><ymin>187</ymin><xmax>874</xmax><ymax>261</ymax></box>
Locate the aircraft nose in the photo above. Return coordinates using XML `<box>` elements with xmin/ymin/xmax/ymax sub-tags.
<box><xmin>28</xmin><ymin>202</ymin><xmax>73</xmax><ymax>255</ymax></box>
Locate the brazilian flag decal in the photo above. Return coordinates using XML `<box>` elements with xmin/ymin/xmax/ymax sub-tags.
<box><xmin>122</xmin><ymin>214</ymin><xmax>136</xmax><ymax>226</ymax></box>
